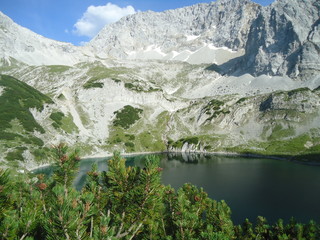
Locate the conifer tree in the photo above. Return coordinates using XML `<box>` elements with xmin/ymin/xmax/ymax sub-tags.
<box><xmin>0</xmin><ymin>169</ymin><xmax>18</xmax><ymax>239</ymax></box>
<box><xmin>237</xmin><ymin>218</ymin><xmax>256</xmax><ymax>239</ymax></box>
<box><xmin>304</xmin><ymin>220</ymin><xmax>318</xmax><ymax>240</ymax></box>
<box><xmin>1</xmin><ymin>147</ymin><xmax>320</xmax><ymax>239</ymax></box>
<box><xmin>272</xmin><ymin>219</ymin><xmax>289</xmax><ymax>240</ymax></box>
<box><xmin>170</xmin><ymin>184</ymin><xmax>210</xmax><ymax>239</ymax></box>
<box><xmin>103</xmin><ymin>152</ymin><xmax>164</xmax><ymax>239</ymax></box>
<box><xmin>0</xmin><ymin>169</ymin><xmax>11</xmax><ymax>225</ymax></box>
<box><xmin>42</xmin><ymin>144</ymin><xmax>96</xmax><ymax>240</ymax></box>
<box><xmin>51</xmin><ymin>143</ymin><xmax>81</xmax><ymax>193</ymax></box>
<box><xmin>205</xmin><ymin>198</ymin><xmax>235</xmax><ymax>238</ymax></box>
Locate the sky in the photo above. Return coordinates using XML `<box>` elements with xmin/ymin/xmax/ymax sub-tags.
<box><xmin>0</xmin><ymin>0</ymin><xmax>275</xmax><ymax>46</ymax></box>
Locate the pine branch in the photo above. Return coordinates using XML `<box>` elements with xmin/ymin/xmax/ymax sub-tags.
<box><xmin>128</xmin><ymin>222</ymin><xmax>143</xmax><ymax>240</ymax></box>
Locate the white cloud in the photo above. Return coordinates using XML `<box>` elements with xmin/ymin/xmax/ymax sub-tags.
<box><xmin>73</xmin><ymin>2</ymin><xmax>136</xmax><ymax>38</ymax></box>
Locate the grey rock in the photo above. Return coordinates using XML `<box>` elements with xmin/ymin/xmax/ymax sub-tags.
<box><xmin>1</xmin><ymin>0</ymin><xmax>318</xmax><ymax>81</ymax></box>
<box><xmin>259</xmin><ymin>88</ymin><xmax>320</xmax><ymax>113</ymax></box>
<box><xmin>242</xmin><ymin>0</ymin><xmax>320</xmax><ymax>79</ymax></box>
<box><xmin>89</xmin><ymin>0</ymin><xmax>259</xmax><ymax>57</ymax></box>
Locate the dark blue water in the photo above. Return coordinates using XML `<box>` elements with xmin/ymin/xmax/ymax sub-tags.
<box><xmin>34</xmin><ymin>152</ymin><xmax>320</xmax><ymax>224</ymax></box>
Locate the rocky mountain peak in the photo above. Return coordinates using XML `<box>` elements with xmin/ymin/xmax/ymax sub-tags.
<box><xmin>0</xmin><ymin>11</ymin><xmax>86</xmax><ymax>66</ymax></box>
<box><xmin>0</xmin><ymin>11</ymin><xmax>13</xmax><ymax>25</ymax></box>
<box><xmin>88</xmin><ymin>0</ymin><xmax>259</xmax><ymax>64</ymax></box>
<box><xmin>0</xmin><ymin>0</ymin><xmax>319</xmax><ymax>80</ymax></box>
<box><xmin>241</xmin><ymin>0</ymin><xmax>320</xmax><ymax>80</ymax></box>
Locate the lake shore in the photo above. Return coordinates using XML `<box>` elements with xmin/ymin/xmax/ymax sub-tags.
<box><xmin>27</xmin><ymin>149</ymin><xmax>320</xmax><ymax>172</ymax></box>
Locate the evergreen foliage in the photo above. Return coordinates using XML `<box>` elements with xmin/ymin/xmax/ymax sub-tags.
<box><xmin>0</xmin><ymin>75</ymin><xmax>53</xmax><ymax>134</ymax></box>
<box><xmin>169</xmin><ymin>137</ymin><xmax>200</xmax><ymax>149</ymax></box>
<box><xmin>0</xmin><ymin>75</ymin><xmax>50</xmax><ymax>160</ymax></box>
<box><xmin>113</xmin><ymin>105</ymin><xmax>143</xmax><ymax>129</ymax></box>
<box><xmin>50</xmin><ymin>112</ymin><xmax>65</xmax><ymax>129</ymax></box>
<box><xmin>0</xmin><ymin>146</ymin><xmax>319</xmax><ymax>239</ymax></box>
<box><xmin>202</xmin><ymin>99</ymin><xmax>230</xmax><ymax>121</ymax></box>
<box><xmin>83</xmin><ymin>78</ymin><xmax>104</xmax><ymax>89</ymax></box>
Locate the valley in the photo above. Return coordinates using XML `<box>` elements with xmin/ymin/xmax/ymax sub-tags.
<box><xmin>0</xmin><ymin>0</ymin><xmax>319</xmax><ymax>169</ymax></box>
<box><xmin>1</xmin><ymin>0</ymin><xmax>320</xmax><ymax>238</ymax></box>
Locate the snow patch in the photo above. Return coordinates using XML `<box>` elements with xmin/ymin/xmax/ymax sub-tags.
<box><xmin>186</xmin><ymin>35</ymin><xmax>200</xmax><ymax>41</ymax></box>
<box><xmin>207</xmin><ymin>44</ymin><xmax>236</xmax><ymax>52</ymax></box>
<box><xmin>154</xmin><ymin>47</ymin><xmax>166</xmax><ymax>56</ymax></box>
<box><xmin>145</xmin><ymin>45</ymin><xmax>155</xmax><ymax>51</ymax></box>
<box><xmin>125</xmin><ymin>44</ymin><xmax>244</xmax><ymax>64</ymax></box>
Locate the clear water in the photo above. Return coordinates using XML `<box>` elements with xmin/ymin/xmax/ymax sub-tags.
<box><xmin>34</xmin><ymin>152</ymin><xmax>320</xmax><ymax>224</ymax></box>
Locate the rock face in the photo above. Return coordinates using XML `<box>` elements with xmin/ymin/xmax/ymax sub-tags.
<box><xmin>90</xmin><ymin>0</ymin><xmax>258</xmax><ymax>51</ymax></box>
<box><xmin>87</xmin><ymin>0</ymin><xmax>320</xmax><ymax>80</ymax></box>
<box><xmin>242</xmin><ymin>0</ymin><xmax>320</xmax><ymax>79</ymax></box>
<box><xmin>88</xmin><ymin>0</ymin><xmax>259</xmax><ymax>64</ymax></box>
<box><xmin>0</xmin><ymin>12</ymin><xmax>89</xmax><ymax>66</ymax></box>
<box><xmin>0</xmin><ymin>0</ymin><xmax>319</xmax><ymax>76</ymax></box>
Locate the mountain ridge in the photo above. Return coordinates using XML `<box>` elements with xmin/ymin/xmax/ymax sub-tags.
<box><xmin>88</xmin><ymin>0</ymin><xmax>260</xmax><ymax>64</ymax></box>
<box><xmin>241</xmin><ymin>0</ymin><xmax>320</xmax><ymax>79</ymax></box>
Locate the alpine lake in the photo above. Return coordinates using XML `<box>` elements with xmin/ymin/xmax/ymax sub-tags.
<box><xmin>34</xmin><ymin>152</ymin><xmax>320</xmax><ymax>224</ymax></box>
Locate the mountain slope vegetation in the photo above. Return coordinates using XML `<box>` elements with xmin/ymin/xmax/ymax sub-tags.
<box><xmin>0</xmin><ymin>0</ymin><xmax>319</xmax><ymax>167</ymax></box>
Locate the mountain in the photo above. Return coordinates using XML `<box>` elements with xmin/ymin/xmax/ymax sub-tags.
<box><xmin>88</xmin><ymin>0</ymin><xmax>320</xmax><ymax>81</ymax></box>
<box><xmin>0</xmin><ymin>0</ymin><xmax>320</xmax><ymax>169</ymax></box>
<box><xmin>0</xmin><ymin>11</ymin><xmax>91</xmax><ymax>66</ymax></box>
<box><xmin>88</xmin><ymin>0</ymin><xmax>259</xmax><ymax>64</ymax></box>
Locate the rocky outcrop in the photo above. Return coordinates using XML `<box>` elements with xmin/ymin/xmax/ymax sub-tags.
<box><xmin>242</xmin><ymin>0</ymin><xmax>320</xmax><ymax>79</ymax></box>
<box><xmin>88</xmin><ymin>0</ymin><xmax>259</xmax><ymax>63</ymax></box>
<box><xmin>88</xmin><ymin>0</ymin><xmax>319</xmax><ymax>79</ymax></box>
<box><xmin>298</xmin><ymin>17</ymin><xmax>320</xmax><ymax>83</ymax></box>
<box><xmin>259</xmin><ymin>88</ymin><xmax>320</xmax><ymax>113</ymax></box>
<box><xmin>0</xmin><ymin>12</ymin><xmax>89</xmax><ymax>66</ymax></box>
<box><xmin>0</xmin><ymin>0</ymin><xmax>319</xmax><ymax>78</ymax></box>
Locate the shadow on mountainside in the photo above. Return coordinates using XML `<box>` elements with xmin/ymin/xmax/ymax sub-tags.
<box><xmin>205</xmin><ymin>55</ymin><xmax>249</xmax><ymax>77</ymax></box>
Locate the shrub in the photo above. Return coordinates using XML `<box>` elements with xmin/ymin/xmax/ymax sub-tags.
<box><xmin>0</xmin><ymin>75</ymin><xmax>51</xmax><ymax>134</ymax></box>
<box><xmin>0</xmin><ymin>149</ymin><xmax>319</xmax><ymax>239</ymax></box>
<box><xmin>125</xmin><ymin>142</ymin><xmax>135</xmax><ymax>148</ymax></box>
<box><xmin>83</xmin><ymin>78</ymin><xmax>104</xmax><ymax>89</ymax></box>
<box><xmin>5</xmin><ymin>148</ymin><xmax>24</xmax><ymax>161</ymax></box>
<box><xmin>113</xmin><ymin>105</ymin><xmax>143</xmax><ymax>129</ymax></box>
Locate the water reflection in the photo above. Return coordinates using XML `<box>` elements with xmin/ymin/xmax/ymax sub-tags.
<box><xmin>34</xmin><ymin>152</ymin><xmax>320</xmax><ymax>224</ymax></box>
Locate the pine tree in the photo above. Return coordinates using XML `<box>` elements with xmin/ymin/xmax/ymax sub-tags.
<box><xmin>43</xmin><ymin>144</ymin><xmax>94</xmax><ymax>240</ymax></box>
<box><xmin>304</xmin><ymin>220</ymin><xmax>319</xmax><ymax>240</ymax></box>
<box><xmin>2</xmin><ymin>147</ymin><xmax>320</xmax><ymax>239</ymax></box>
<box><xmin>0</xmin><ymin>169</ymin><xmax>43</xmax><ymax>239</ymax></box>
<box><xmin>103</xmin><ymin>152</ymin><xmax>164</xmax><ymax>239</ymax></box>
<box><xmin>254</xmin><ymin>216</ymin><xmax>270</xmax><ymax>240</ymax></box>
<box><xmin>205</xmin><ymin>198</ymin><xmax>235</xmax><ymax>238</ymax></box>
<box><xmin>0</xmin><ymin>169</ymin><xmax>12</xmax><ymax>227</ymax></box>
<box><xmin>272</xmin><ymin>219</ymin><xmax>290</xmax><ymax>240</ymax></box>
<box><xmin>170</xmin><ymin>184</ymin><xmax>209</xmax><ymax>239</ymax></box>
<box><xmin>51</xmin><ymin>143</ymin><xmax>81</xmax><ymax>196</ymax></box>
<box><xmin>237</xmin><ymin>218</ymin><xmax>256</xmax><ymax>239</ymax></box>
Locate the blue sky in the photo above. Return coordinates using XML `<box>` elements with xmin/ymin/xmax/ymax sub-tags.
<box><xmin>0</xmin><ymin>0</ymin><xmax>274</xmax><ymax>45</ymax></box>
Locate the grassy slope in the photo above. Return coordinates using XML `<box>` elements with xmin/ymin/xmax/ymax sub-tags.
<box><xmin>0</xmin><ymin>75</ymin><xmax>54</xmax><ymax>163</ymax></box>
<box><xmin>1</xmin><ymin>61</ymin><xmax>320</xmax><ymax>165</ymax></box>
